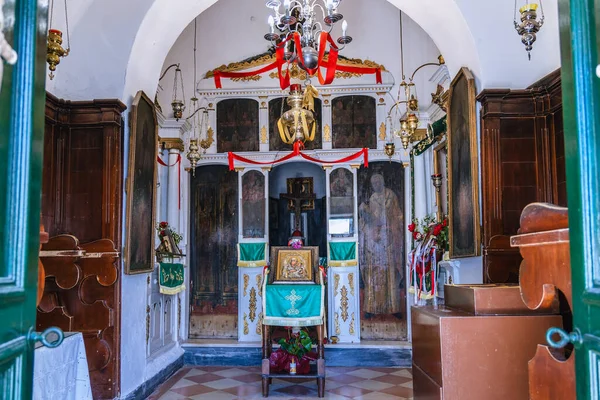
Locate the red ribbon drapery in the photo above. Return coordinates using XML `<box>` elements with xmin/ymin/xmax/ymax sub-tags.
<box><xmin>212</xmin><ymin>33</ymin><xmax>381</xmax><ymax>90</ymax></box>
<box><xmin>157</xmin><ymin>154</ymin><xmax>182</xmax><ymax>209</ymax></box>
<box><xmin>228</xmin><ymin>140</ymin><xmax>368</xmax><ymax>171</ymax></box>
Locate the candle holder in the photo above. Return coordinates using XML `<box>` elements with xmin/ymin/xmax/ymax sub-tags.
<box><xmin>431</xmin><ymin>173</ymin><xmax>443</xmax><ymax>193</ymax></box>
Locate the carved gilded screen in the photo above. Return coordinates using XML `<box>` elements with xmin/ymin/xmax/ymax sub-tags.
<box><xmin>217</xmin><ymin>99</ymin><xmax>259</xmax><ymax>153</ymax></box>
<box><xmin>269</xmin><ymin>97</ymin><xmax>322</xmax><ymax>151</ymax></box>
<box><xmin>332</xmin><ymin>95</ymin><xmax>376</xmax><ymax>149</ymax></box>
<box><xmin>242</xmin><ymin>170</ymin><xmax>265</xmax><ymax>238</ymax></box>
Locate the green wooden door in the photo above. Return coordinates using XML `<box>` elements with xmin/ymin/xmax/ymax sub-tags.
<box><xmin>0</xmin><ymin>0</ymin><xmax>60</xmax><ymax>398</ymax></box>
<box><xmin>557</xmin><ymin>0</ymin><xmax>600</xmax><ymax>398</ymax></box>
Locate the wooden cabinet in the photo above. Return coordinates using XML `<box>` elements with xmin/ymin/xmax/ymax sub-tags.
<box><xmin>411</xmin><ymin>306</ymin><xmax>562</xmax><ymax>400</ymax></box>
<box><xmin>477</xmin><ymin>70</ymin><xmax>566</xmax><ymax>284</ymax></box>
<box><xmin>38</xmin><ymin>93</ymin><xmax>126</xmax><ymax>399</ymax></box>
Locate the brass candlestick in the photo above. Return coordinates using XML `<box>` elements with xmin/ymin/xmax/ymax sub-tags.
<box><xmin>431</xmin><ymin>173</ymin><xmax>443</xmax><ymax>222</ymax></box>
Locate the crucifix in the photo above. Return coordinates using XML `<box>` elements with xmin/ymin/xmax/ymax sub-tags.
<box><xmin>280</xmin><ymin>177</ymin><xmax>316</xmax><ymax>234</ymax></box>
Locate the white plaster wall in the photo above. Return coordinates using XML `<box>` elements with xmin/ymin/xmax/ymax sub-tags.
<box><xmin>453</xmin><ymin>0</ymin><xmax>560</xmax><ymax>89</ymax></box>
<box><xmin>156</xmin><ymin>0</ymin><xmax>441</xmax><ymax>121</ymax></box>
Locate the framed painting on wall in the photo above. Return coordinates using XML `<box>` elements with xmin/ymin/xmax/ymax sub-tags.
<box><xmin>447</xmin><ymin>67</ymin><xmax>481</xmax><ymax>258</ymax></box>
<box><xmin>125</xmin><ymin>90</ymin><xmax>158</xmax><ymax>274</ymax></box>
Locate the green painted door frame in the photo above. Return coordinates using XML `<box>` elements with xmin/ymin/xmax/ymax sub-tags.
<box><xmin>0</xmin><ymin>0</ymin><xmax>57</xmax><ymax>398</ymax></box>
<box><xmin>559</xmin><ymin>0</ymin><xmax>600</xmax><ymax>398</ymax></box>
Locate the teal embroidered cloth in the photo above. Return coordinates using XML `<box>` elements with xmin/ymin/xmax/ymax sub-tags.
<box><xmin>237</xmin><ymin>243</ymin><xmax>267</xmax><ymax>267</ymax></box>
<box><xmin>264</xmin><ymin>284</ymin><xmax>324</xmax><ymax>327</ymax></box>
<box><xmin>328</xmin><ymin>241</ymin><xmax>357</xmax><ymax>266</ymax></box>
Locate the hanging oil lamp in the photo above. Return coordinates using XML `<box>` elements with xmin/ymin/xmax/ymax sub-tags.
<box><xmin>46</xmin><ymin>0</ymin><xmax>71</xmax><ymax>80</ymax></box>
<box><xmin>277</xmin><ymin>84</ymin><xmax>318</xmax><ymax>145</ymax></box>
<box><xmin>514</xmin><ymin>1</ymin><xmax>545</xmax><ymax>60</ymax></box>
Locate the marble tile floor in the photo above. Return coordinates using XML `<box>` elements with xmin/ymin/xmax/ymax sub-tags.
<box><xmin>148</xmin><ymin>365</ymin><xmax>414</xmax><ymax>400</ymax></box>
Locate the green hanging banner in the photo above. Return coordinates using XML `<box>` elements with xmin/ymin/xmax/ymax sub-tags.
<box><xmin>413</xmin><ymin>116</ymin><xmax>447</xmax><ymax>156</ymax></box>
<box><xmin>159</xmin><ymin>263</ymin><xmax>185</xmax><ymax>295</ymax></box>
<box><xmin>328</xmin><ymin>242</ymin><xmax>358</xmax><ymax>266</ymax></box>
<box><xmin>263</xmin><ymin>284</ymin><xmax>324</xmax><ymax>327</ymax></box>
<box><xmin>237</xmin><ymin>242</ymin><xmax>268</xmax><ymax>267</ymax></box>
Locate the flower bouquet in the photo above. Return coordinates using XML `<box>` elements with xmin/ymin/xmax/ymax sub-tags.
<box><xmin>155</xmin><ymin>221</ymin><xmax>184</xmax><ymax>261</ymax></box>
<box><xmin>407</xmin><ymin>214</ymin><xmax>448</xmax><ymax>302</ymax></box>
<box><xmin>269</xmin><ymin>328</ymin><xmax>317</xmax><ymax>375</ymax></box>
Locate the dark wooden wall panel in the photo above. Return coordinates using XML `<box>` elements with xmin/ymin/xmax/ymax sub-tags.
<box><xmin>478</xmin><ymin>69</ymin><xmax>565</xmax><ymax>284</ymax></box>
<box><xmin>38</xmin><ymin>93</ymin><xmax>126</xmax><ymax>399</ymax></box>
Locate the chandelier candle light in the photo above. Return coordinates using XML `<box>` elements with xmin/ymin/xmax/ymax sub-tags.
<box><xmin>264</xmin><ymin>0</ymin><xmax>352</xmax><ymax>72</ymax></box>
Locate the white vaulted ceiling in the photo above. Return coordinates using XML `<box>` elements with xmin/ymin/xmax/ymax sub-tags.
<box><xmin>46</xmin><ymin>0</ymin><xmax>560</xmax><ymax>102</ymax></box>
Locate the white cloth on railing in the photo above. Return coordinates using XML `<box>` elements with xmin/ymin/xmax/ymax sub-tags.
<box><xmin>33</xmin><ymin>332</ymin><xmax>92</xmax><ymax>400</ymax></box>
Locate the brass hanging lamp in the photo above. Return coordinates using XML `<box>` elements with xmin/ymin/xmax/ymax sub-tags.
<box><xmin>513</xmin><ymin>0</ymin><xmax>545</xmax><ymax>60</ymax></box>
<box><xmin>277</xmin><ymin>83</ymin><xmax>318</xmax><ymax>145</ymax></box>
<box><xmin>46</xmin><ymin>0</ymin><xmax>71</xmax><ymax>80</ymax></box>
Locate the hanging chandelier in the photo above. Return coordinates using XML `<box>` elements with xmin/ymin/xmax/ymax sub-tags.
<box><xmin>513</xmin><ymin>1</ymin><xmax>544</xmax><ymax>60</ymax></box>
<box><xmin>264</xmin><ymin>0</ymin><xmax>352</xmax><ymax>72</ymax></box>
<box><xmin>386</xmin><ymin>12</ymin><xmax>444</xmax><ymax>154</ymax></box>
<box><xmin>46</xmin><ymin>0</ymin><xmax>71</xmax><ymax>80</ymax></box>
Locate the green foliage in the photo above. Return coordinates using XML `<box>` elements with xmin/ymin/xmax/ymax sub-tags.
<box><xmin>278</xmin><ymin>329</ymin><xmax>313</xmax><ymax>359</ymax></box>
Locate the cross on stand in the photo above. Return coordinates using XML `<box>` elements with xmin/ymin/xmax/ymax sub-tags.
<box><xmin>280</xmin><ymin>178</ymin><xmax>316</xmax><ymax>234</ymax></box>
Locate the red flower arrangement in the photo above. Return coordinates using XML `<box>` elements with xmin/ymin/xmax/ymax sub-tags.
<box><xmin>408</xmin><ymin>214</ymin><xmax>449</xmax><ymax>252</ymax></box>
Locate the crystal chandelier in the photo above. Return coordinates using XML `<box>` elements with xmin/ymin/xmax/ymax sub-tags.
<box><xmin>387</xmin><ymin>12</ymin><xmax>444</xmax><ymax>153</ymax></box>
<box><xmin>264</xmin><ymin>0</ymin><xmax>352</xmax><ymax>71</ymax></box>
<box><xmin>513</xmin><ymin>1</ymin><xmax>544</xmax><ymax>60</ymax></box>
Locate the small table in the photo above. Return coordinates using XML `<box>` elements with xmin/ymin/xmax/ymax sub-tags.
<box><xmin>33</xmin><ymin>332</ymin><xmax>92</xmax><ymax>400</ymax></box>
<box><xmin>262</xmin><ymin>283</ymin><xmax>326</xmax><ymax>398</ymax></box>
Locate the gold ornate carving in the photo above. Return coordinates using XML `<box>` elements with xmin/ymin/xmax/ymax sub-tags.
<box><xmin>256</xmin><ymin>312</ymin><xmax>263</xmax><ymax>335</ymax></box>
<box><xmin>261</xmin><ymin>167</ymin><xmax>272</xmax><ymax>172</ymax></box>
<box><xmin>256</xmin><ymin>275</ymin><xmax>263</xmax><ymax>297</ymax></box>
<box><xmin>260</xmin><ymin>126</ymin><xmax>268</xmax><ymax>144</ymax></box>
<box><xmin>337</xmin><ymin>56</ymin><xmax>386</xmax><ymax>71</ymax></box>
<box><xmin>334</xmin><ymin>274</ymin><xmax>340</xmax><ymax>296</ymax></box>
<box><xmin>349</xmin><ymin>312</ymin><xmax>355</xmax><ymax>335</ymax></box>
<box><xmin>178</xmin><ymin>297</ymin><xmax>181</xmax><ymax>337</ymax></box>
<box><xmin>324</xmin><ymin>125</ymin><xmax>331</xmax><ymax>142</ymax></box>
<box><xmin>146</xmin><ymin>305</ymin><xmax>150</xmax><ymax>344</ymax></box>
<box><xmin>260</xmin><ymin>101</ymin><xmax>267</xmax><ymax>109</ymax></box>
<box><xmin>269</xmin><ymin>63</ymin><xmax>308</xmax><ymax>81</ymax></box>
<box><xmin>243</xmin><ymin>313</ymin><xmax>249</xmax><ymax>335</ymax></box>
<box><xmin>431</xmin><ymin>84</ymin><xmax>449</xmax><ymax>112</ymax></box>
<box><xmin>348</xmin><ymin>273</ymin><xmax>355</xmax><ymax>296</ymax></box>
<box><xmin>412</xmin><ymin>128</ymin><xmax>427</xmax><ymax>142</ymax></box>
<box><xmin>350</xmin><ymin>164</ymin><xmax>361</xmax><ymax>169</ymax></box>
<box><xmin>243</xmin><ymin>274</ymin><xmax>249</xmax><ymax>296</ymax></box>
<box><xmin>160</xmin><ymin>138</ymin><xmax>185</xmax><ymax>152</ymax></box>
<box><xmin>249</xmin><ymin>287</ymin><xmax>257</xmax><ymax>322</ymax></box>
<box><xmin>234</xmin><ymin>167</ymin><xmax>245</xmax><ymax>173</ymax></box>
<box><xmin>205</xmin><ymin>54</ymin><xmax>275</xmax><ymax>78</ymax></box>
<box><xmin>232</xmin><ymin>75</ymin><xmax>262</xmax><ymax>83</ymax></box>
<box><xmin>341</xmin><ymin>286</ymin><xmax>349</xmax><ymax>322</ymax></box>
<box><xmin>200</xmin><ymin>127</ymin><xmax>214</xmax><ymax>150</ymax></box>
<box><xmin>335</xmin><ymin>312</ymin><xmax>341</xmax><ymax>335</ymax></box>
<box><xmin>379</xmin><ymin>122</ymin><xmax>387</xmax><ymax>141</ymax></box>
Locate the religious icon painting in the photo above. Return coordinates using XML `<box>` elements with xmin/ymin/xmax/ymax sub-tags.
<box><xmin>270</xmin><ymin>246</ymin><xmax>319</xmax><ymax>284</ymax></box>
<box><xmin>286</xmin><ymin>177</ymin><xmax>315</xmax><ymax>211</ymax></box>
